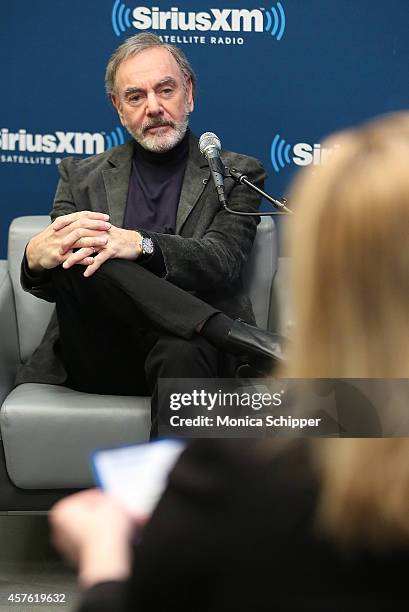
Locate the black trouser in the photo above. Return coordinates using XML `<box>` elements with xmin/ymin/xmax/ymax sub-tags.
<box><xmin>51</xmin><ymin>261</ymin><xmax>237</xmax><ymax>435</ymax></box>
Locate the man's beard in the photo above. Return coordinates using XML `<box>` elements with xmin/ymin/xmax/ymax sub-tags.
<box><xmin>125</xmin><ymin>109</ymin><xmax>189</xmax><ymax>153</ymax></box>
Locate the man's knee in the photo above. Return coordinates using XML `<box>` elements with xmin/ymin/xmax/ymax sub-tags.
<box><xmin>51</xmin><ymin>261</ymin><xmax>126</xmax><ymax>305</ymax></box>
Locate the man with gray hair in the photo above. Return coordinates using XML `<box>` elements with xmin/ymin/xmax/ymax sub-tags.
<box><xmin>19</xmin><ymin>33</ymin><xmax>281</xmax><ymax>433</ymax></box>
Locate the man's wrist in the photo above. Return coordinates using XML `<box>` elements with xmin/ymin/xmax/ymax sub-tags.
<box><xmin>26</xmin><ymin>240</ymin><xmax>45</xmax><ymax>273</ymax></box>
<box><xmin>133</xmin><ymin>231</ymin><xmax>143</xmax><ymax>258</ymax></box>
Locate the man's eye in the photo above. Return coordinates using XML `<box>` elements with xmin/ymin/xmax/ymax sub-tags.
<box><xmin>160</xmin><ymin>88</ymin><xmax>174</xmax><ymax>96</ymax></box>
<box><xmin>127</xmin><ymin>95</ymin><xmax>143</xmax><ymax>104</ymax></box>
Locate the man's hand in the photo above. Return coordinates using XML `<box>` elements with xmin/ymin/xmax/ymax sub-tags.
<box><xmin>26</xmin><ymin>211</ymin><xmax>112</xmax><ymax>273</ymax></box>
<box><xmin>62</xmin><ymin>225</ymin><xmax>143</xmax><ymax>277</ymax></box>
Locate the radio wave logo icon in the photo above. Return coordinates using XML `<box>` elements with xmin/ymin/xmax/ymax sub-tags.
<box><xmin>104</xmin><ymin>127</ymin><xmax>126</xmax><ymax>149</ymax></box>
<box><xmin>271</xmin><ymin>134</ymin><xmax>292</xmax><ymax>173</ymax></box>
<box><xmin>262</xmin><ymin>2</ymin><xmax>286</xmax><ymax>40</ymax></box>
<box><xmin>112</xmin><ymin>0</ymin><xmax>132</xmax><ymax>36</ymax></box>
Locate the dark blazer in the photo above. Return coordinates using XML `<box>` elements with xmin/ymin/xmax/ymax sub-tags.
<box><xmin>78</xmin><ymin>440</ymin><xmax>409</xmax><ymax>612</ymax></box>
<box><xmin>17</xmin><ymin>132</ymin><xmax>266</xmax><ymax>385</ymax></box>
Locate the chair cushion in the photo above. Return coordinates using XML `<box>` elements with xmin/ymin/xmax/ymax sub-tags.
<box><xmin>1</xmin><ymin>384</ymin><xmax>150</xmax><ymax>489</ymax></box>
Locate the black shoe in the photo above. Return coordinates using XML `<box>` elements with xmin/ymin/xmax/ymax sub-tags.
<box><xmin>225</xmin><ymin>320</ymin><xmax>285</xmax><ymax>367</ymax></box>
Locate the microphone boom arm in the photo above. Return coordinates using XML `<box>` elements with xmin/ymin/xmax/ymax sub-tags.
<box><xmin>226</xmin><ymin>167</ymin><xmax>293</xmax><ymax>216</ymax></box>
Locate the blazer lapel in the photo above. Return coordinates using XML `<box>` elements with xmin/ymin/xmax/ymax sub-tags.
<box><xmin>176</xmin><ymin>133</ymin><xmax>209</xmax><ymax>233</ymax></box>
<box><xmin>102</xmin><ymin>140</ymin><xmax>134</xmax><ymax>228</ymax></box>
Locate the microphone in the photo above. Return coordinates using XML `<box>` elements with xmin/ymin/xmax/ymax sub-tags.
<box><xmin>199</xmin><ymin>132</ymin><xmax>227</xmax><ymax>205</ymax></box>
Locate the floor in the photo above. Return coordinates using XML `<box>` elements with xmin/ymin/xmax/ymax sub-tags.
<box><xmin>0</xmin><ymin>515</ymin><xmax>79</xmax><ymax>612</ymax></box>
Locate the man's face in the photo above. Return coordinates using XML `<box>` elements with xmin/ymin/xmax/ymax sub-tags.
<box><xmin>111</xmin><ymin>46</ymin><xmax>194</xmax><ymax>153</ymax></box>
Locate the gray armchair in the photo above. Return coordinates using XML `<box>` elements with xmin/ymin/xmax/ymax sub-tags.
<box><xmin>0</xmin><ymin>216</ymin><xmax>277</xmax><ymax>508</ymax></box>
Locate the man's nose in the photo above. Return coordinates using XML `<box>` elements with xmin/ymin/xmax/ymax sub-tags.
<box><xmin>146</xmin><ymin>92</ymin><xmax>163</xmax><ymax>116</ymax></box>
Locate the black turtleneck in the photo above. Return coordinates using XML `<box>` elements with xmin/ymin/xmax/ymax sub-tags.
<box><xmin>124</xmin><ymin>130</ymin><xmax>189</xmax><ymax>235</ymax></box>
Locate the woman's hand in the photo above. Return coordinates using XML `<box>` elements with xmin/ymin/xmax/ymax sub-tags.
<box><xmin>50</xmin><ymin>489</ymin><xmax>136</xmax><ymax>589</ymax></box>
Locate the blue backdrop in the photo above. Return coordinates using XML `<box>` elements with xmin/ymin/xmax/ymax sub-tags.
<box><xmin>1</xmin><ymin>0</ymin><xmax>408</xmax><ymax>257</ymax></box>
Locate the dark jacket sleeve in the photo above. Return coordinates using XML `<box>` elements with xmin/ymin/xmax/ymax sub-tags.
<box><xmin>134</xmin><ymin>232</ymin><xmax>167</xmax><ymax>278</ymax></box>
<box><xmin>77</xmin><ymin>441</ymin><xmax>250</xmax><ymax>612</ymax></box>
<box><xmin>20</xmin><ymin>249</ymin><xmax>55</xmax><ymax>302</ymax></box>
<box><xmin>150</xmin><ymin>157</ymin><xmax>266</xmax><ymax>292</ymax></box>
<box><xmin>76</xmin><ymin>581</ymin><xmax>128</xmax><ymax>612</ymax></box>
<box><xmin>122</xmin><ymin>440</ymin><xmax>273</xmax><ymax>610</ymax></box>
<box><xmin>50</xmin><ymin>157</ymin><xmax>80</xmax><ymax>220</ymax></box>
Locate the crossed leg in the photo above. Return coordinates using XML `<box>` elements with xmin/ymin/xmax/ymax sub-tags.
<box><xmin>50</xmin><ymin>261</ymin><xmax>237</xmax><ymax>435</ymax></box>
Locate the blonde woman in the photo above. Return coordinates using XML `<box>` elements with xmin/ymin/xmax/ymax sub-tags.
<box><xmin>287</xmin><ymin>111</ymin><xmax>409</xmax><ymax>550</ymax></box>
<box><xmin>51</xmin><ymin>113</ymin><xmax>409</xmax><ymax>611</ymax></box>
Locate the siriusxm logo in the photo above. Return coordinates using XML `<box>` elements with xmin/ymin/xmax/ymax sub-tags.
<box><xmin>0</xmin><ymin>127</ymin><xmax>125</xmax><ymax>155</ymax></box>
<box><xmin>271</xmin><ymin>134</ymin><xmax>340</xmax><ymax>173</ymax></box>
<box><xmin>112</xmin><ymin>2</ymin><xmax>286</xmax><ymax>41</ymax></box>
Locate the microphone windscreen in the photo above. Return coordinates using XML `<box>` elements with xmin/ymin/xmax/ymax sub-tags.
<box><xmin>199</xmin><ymin>132</ymin><xmax>222</xmax><ymax>155</ymax></box>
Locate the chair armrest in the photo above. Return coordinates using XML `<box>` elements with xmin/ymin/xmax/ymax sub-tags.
<box><xmin>0</xmin><ymin>261</ymin><xmax>20</xmax><ymax>406</ymax></box>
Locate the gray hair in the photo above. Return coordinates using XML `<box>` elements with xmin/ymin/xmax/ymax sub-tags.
<box><xmin>105</xmin><ymin>32</ymin><xmax>197</xmax><ymax>99</ymax></box>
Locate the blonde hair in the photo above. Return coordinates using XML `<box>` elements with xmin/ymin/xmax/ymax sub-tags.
<box><xmin>289</xmin><ymin>113</ymin><xmax>409</xmax><ymax>378</ymax></box>
<box><xmin>314</xmin><ymin>438</ymin><xmax>409</xmax><ymax>548</ymax></box>
<box><xmin>286</xmin><ymin>112</ymin><xmax>409</xmax><ymax>547</ymax></box>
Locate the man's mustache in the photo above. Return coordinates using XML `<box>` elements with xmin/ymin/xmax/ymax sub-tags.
<box><xmin>142</xmin><ymin>119</ymin><xmax>175</xmax><ymax>133</ymax></box>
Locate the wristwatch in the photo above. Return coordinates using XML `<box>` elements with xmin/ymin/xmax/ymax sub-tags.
<box><xmin>138</xmin><ymin>231</ymin><xmax>154</xmax><ymax>260</ymax></box>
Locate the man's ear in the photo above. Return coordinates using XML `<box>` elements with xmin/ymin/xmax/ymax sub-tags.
<box><xmin>111</xmin><ymin>94</ymin><xmax>124</xmax><ymax>125</ymax></box>
<box><xmin>186</xmin><ymin>79</ymin><xmax>194</xmax><ymax>113</ymax></box>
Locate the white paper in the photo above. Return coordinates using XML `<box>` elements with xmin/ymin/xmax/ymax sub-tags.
<box><xmin>92</xmin><ymin>439</ymin><xmax>186</xmax><ymax>518</ymax></box>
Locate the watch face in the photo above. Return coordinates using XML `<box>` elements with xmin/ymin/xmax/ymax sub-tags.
<box><xmin>142</xmin><ymin>237</ymin><xmax>154</xmax><ymax>256</ymax></box>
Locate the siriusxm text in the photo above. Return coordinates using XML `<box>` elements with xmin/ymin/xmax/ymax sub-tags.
<box><xmin>132</xmin><ymin>7</ymin><xmax>264</xmax><ymax>32</ymax></box>
<box><xmin>293</xmin><ymin>143</ymin><xmax>340</xmax><ymax>166</ymax></box>
<box><xmin>0</xmin><ymin>129</ymin><xmax>105</xmax><ymax>155</ymax></box>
